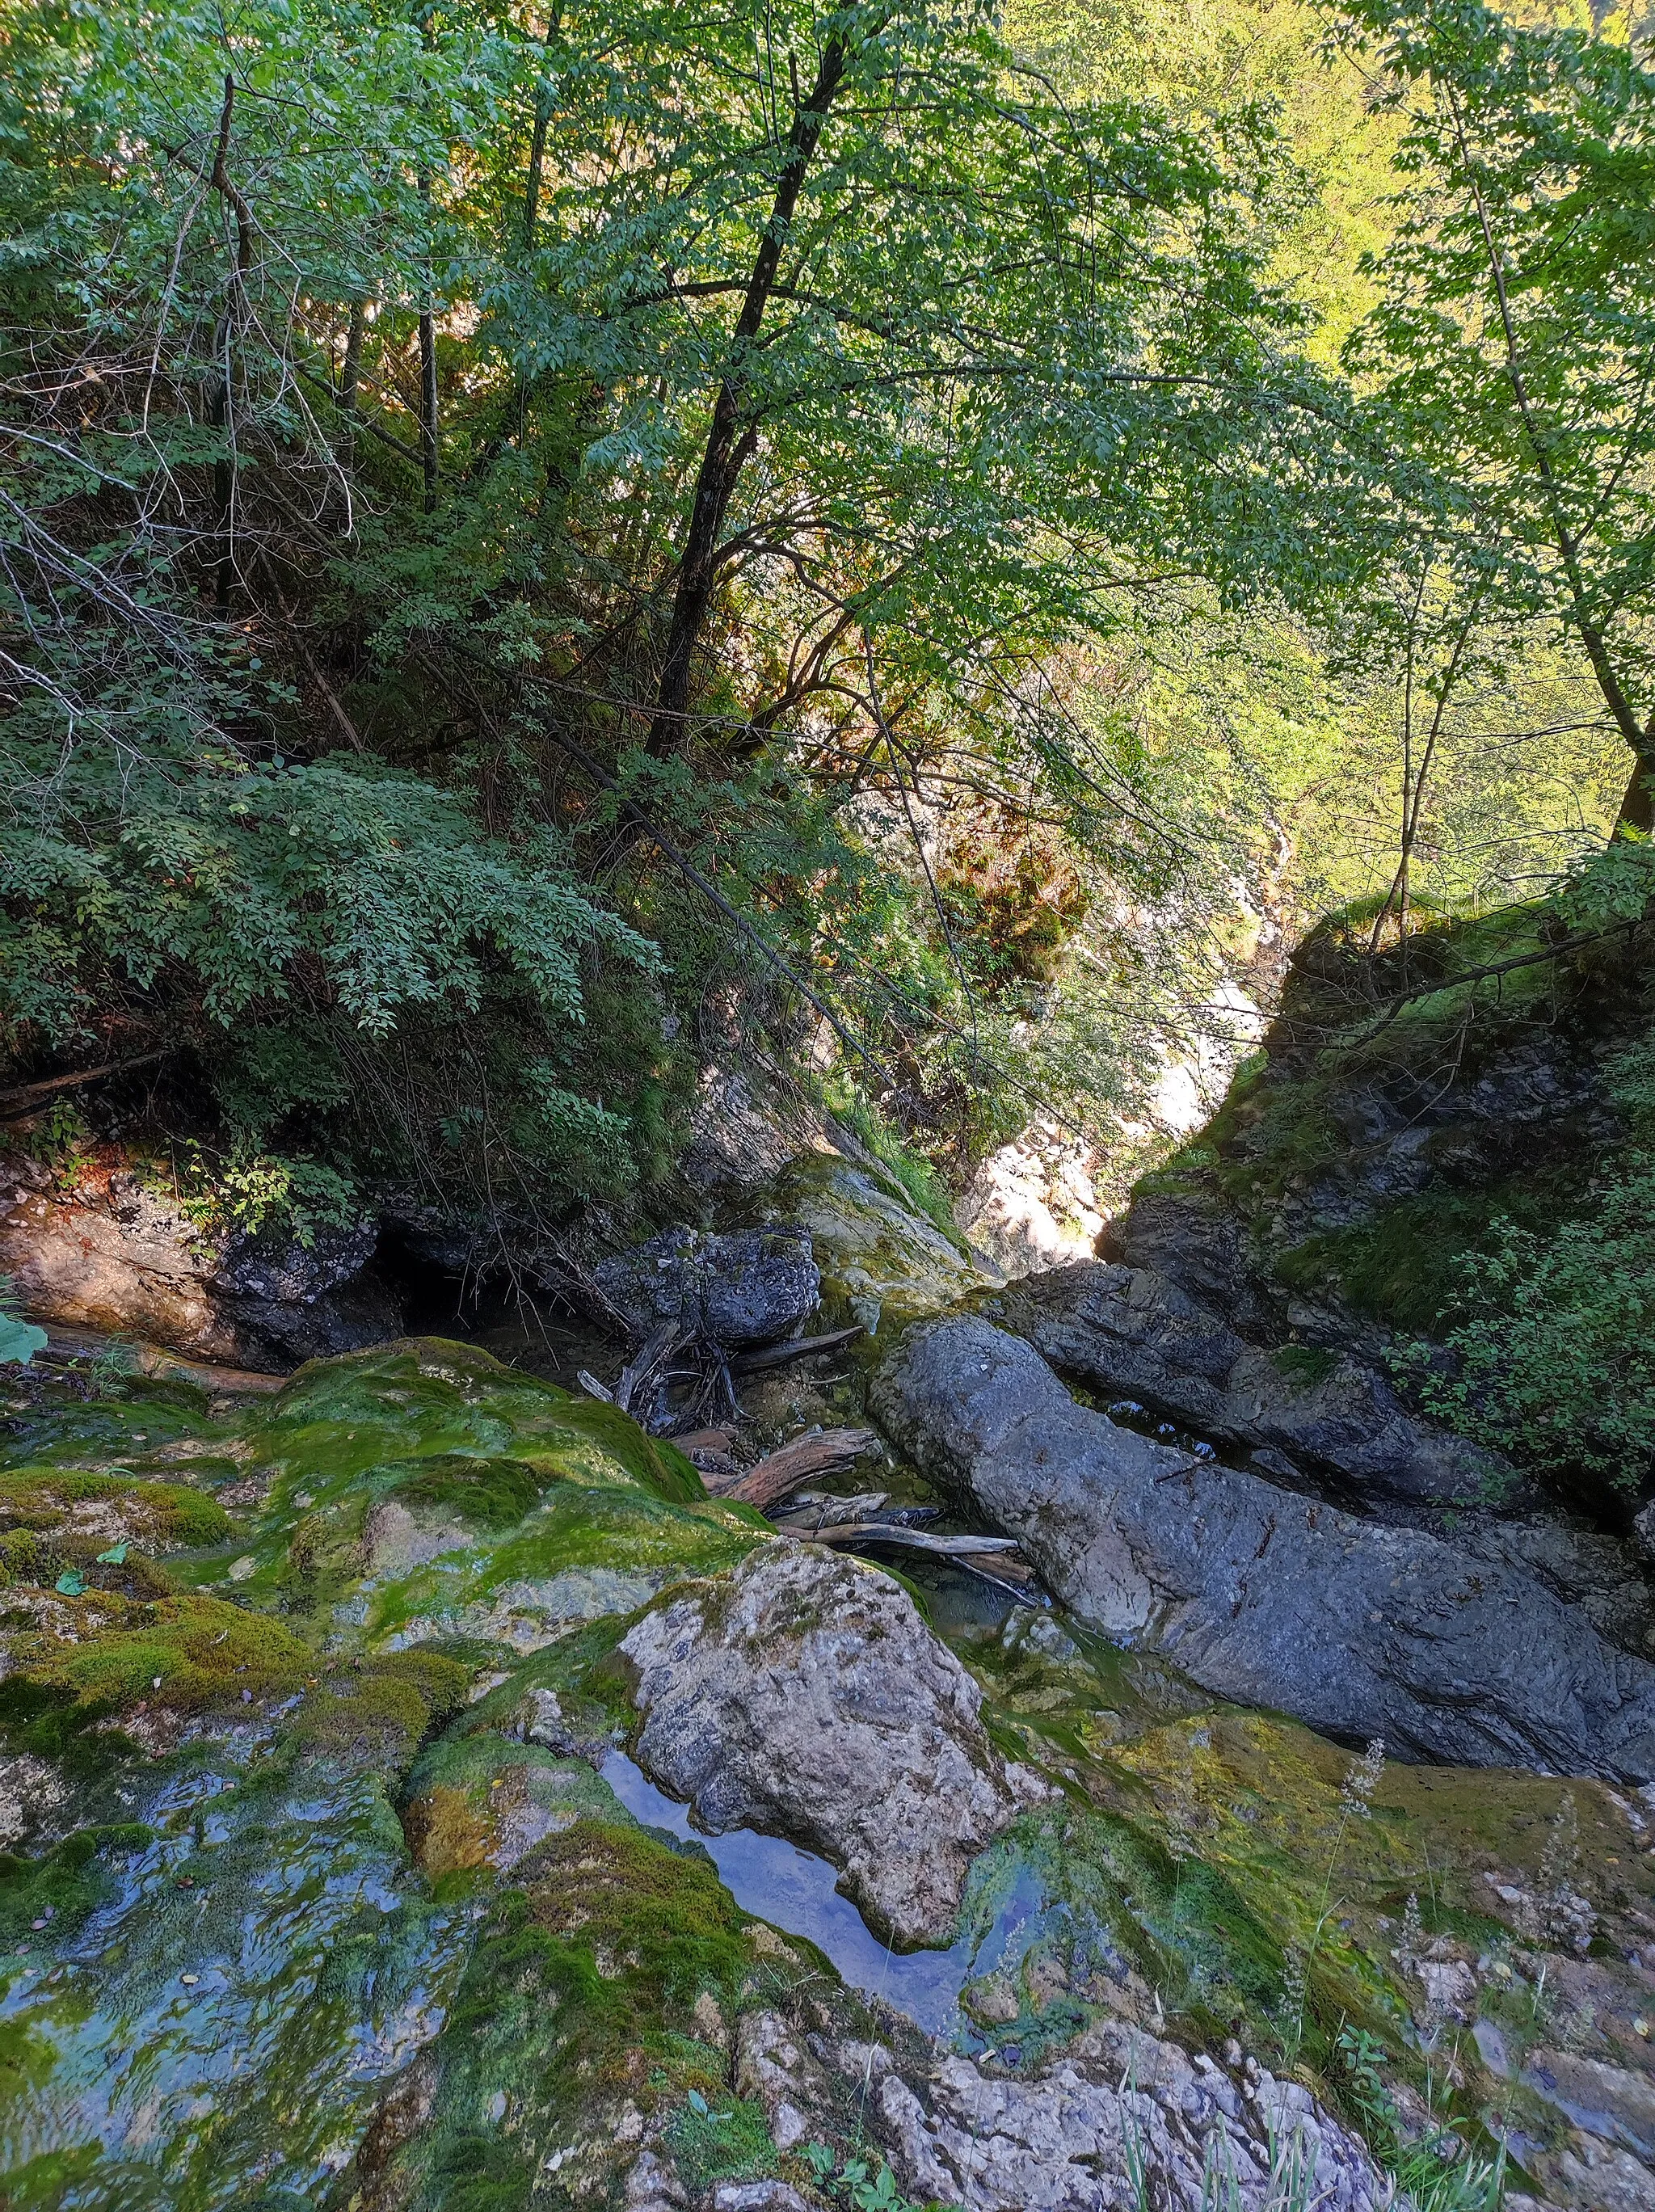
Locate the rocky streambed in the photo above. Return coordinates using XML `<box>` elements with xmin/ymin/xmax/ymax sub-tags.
<box><xmin>4</xmin><ymin>1152</ymin><xmax>1655</xmax><ymax>2212</ymax></box>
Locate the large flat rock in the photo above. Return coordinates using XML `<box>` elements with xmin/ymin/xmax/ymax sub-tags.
<box><xmin>870</xmin><ymin>1313</ymin><xmax>1655</xmax><ymax>1780</ymax></box>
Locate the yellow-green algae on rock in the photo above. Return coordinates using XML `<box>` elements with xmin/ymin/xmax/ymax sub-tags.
<box><xmin>0</xmin><ymin>1338</ymin><xmax>776</xmax><ymax>2210</ymax></box>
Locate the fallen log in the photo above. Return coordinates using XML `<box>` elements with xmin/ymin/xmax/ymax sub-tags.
<box><xmin>701</xmin><ymin>1426</ymin><xmax>878</xmax><ymax>1511</ymax></box>
<box><xmin>770</xmin><ymin>1489</ymin><xmax>890</xmax><ymax>1528</ymax></box>
<box><xmin>803</xmin><ymin>1524</ymin><xmax>1022</xmax><ymax>1559</ymax></box>
<box><xmin>731</xmin><ymin>1325</ymin><xmax>863</xmax><ymax>1376</ymax></box>
<box><xmin>667</xmin><ymin>1427</ymin><xmax>734</xmax><ymax>1457</ymax></box>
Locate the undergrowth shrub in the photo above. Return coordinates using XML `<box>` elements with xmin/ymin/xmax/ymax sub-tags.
<box><xmin>1404</xmin><ymin>1158</ymin><xmax>1655</xmax><ymax>1494</ymax></box>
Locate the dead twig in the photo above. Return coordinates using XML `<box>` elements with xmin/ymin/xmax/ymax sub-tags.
<box><xmin>613</xmin><ymin>1321</ymin><xmax>682</xmax><ymax>1420</ymax></box>
<box><xmin>731</xmin><ymin>1325</ymin><xmax>862</xmax><ymax>1375</ymax></box>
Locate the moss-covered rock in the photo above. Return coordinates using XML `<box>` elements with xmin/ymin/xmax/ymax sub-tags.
<box><xmin>0</xmin><ymin>1317</ymin><xmax>1645</xmax><ymax>2210</ymax></box>
<box><xmin>9</xmin><ymin>1590</ymin><xmax>313</xmax><ymax>1713</ymax></box>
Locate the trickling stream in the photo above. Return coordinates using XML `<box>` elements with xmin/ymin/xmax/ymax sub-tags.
<box><xmin>599</xmin><ymin>1748</ymin><xmax>981</xmax><ymax>2036</ymax></box>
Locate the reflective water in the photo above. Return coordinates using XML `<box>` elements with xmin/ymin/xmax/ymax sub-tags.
<box><xmin>600</xmin><ymin>1750</ymin><xmax>997</xmax><ymax>2037</ymax></box>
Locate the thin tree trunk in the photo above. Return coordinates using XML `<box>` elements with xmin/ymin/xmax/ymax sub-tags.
<box><xmin>419</xmin><ymin>300</ymin><xmax>438</xmax><ymax>510</ymax></box>
<box><xmin>418</xmin><ymin>165</ymin><xmax>439</xmax><ymax>512</ymax></box>
<box><xmin>1621</xmin><ymin>757</ymin><xmax>1654</xmax><ymax>833</ymax></box>
<box><xmin>1447</xmin><ymin>92</ymin><xmax>1655</xmax><ymax>831</ymax></box>
<box><xmin>646</xmin><ymin>38</ymin><xmax>848</xmax><ymax>758</ymax></box>
<box><xmin>341</xmin><ymin>302</ymin><xmax>364</xmax><ymax>413</ymax></box>
<box><xmin>513</xmin><ymin>20</ymin><xmax>558</xmax><ymax>440</ymax></box>
<box><xmin>522</xmin><ymin>20</ymin><xmax>557</xmax><ymax>252</ymax></box>
<box><xmin>208</xmin><ymin>73</ymin><xmax>253</xmax><ymax>609</ymax></box>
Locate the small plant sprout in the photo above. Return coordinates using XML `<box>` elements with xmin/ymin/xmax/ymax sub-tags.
<box><xmin>1340</xmin><ymin>1739</ymin><xmax>1386</xmax><ymax>1822</ymax></box>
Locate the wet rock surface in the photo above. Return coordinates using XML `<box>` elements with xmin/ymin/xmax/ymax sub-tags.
<box><xmin>872</xmin><ymin>1312</ymin><xmax>1655</xmax><ymax>1778</ymax></box>
<box><xmin>619</xmin><ymin>1541</ymin><xmax>1047</xmax><ymax>1942</ymax></box>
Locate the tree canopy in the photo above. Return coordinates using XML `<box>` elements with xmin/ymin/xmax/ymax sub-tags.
<box><xmin>0</xmin><ymin>0</ymin><xmax>1649</xmax><ymax>1230</ymax></box>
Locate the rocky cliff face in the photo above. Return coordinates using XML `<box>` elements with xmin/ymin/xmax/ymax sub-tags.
<box><xmin>1104</xmin><ymin>898</ymin><xmax>1655</xmax><ymax>1380</ymax></box>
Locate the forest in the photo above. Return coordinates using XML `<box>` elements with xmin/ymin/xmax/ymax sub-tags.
<box><xmin>2</xmin><ymin>1</ymin><xmax>1655</xmax><ymax>2208</ymax></box>
<box><xmin>2</xmin><ymin>0</ymin><xmax>1651</xmax><ymax>1241</ymax></box>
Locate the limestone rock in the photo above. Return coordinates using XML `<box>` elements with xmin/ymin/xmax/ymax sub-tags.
<box><xmin>773</xmin><ymin>1154</ymin><xmax>998</xmax><ymax>1334</ymax></box>
<box><xmin>618</xmin><ymin>1542</ymin><xmax>1047</xmax><ymax>1942</ymax></box>
<box><xmin>877</xmin><ymin>2020</ymin><xmax>1392</xmax><ymax>2212</ymax></box>
<box><xmin>956</xmin><ymin>1117</ymin><xmax>1104</xmax><ymax>1277</ymax></box>
<box><xmin>593</xmin><ymin>1226</ymin><xmax>820</xmax><ymax>1348</ymax></box>
<box><xmin>1101</xmin><ymin>1188</ymin><xmax>1274</xmax><ymax>1335</ymax></box>
<box><xmin>871</xmin><ymin>1314</ymin><xmax>1655</xmax><ymax>1780</ymax></box>
<box><xmin>705</xmin><ymin>2185</ymin><xmax>813</xmax><ymax>2212</ymax></box>
<box><xmin>734</xmin><ymin>2011</ymin><xmax>825</xmax><ymax>2153</ymax></box>
<box><xmin>0</xmin><ymin>1154</ymin><xmax>398</xmax><ymax>1371</ymax></box>
<box><xmin>676</xmin><ymin>1066</ymin><xmax>823</xmax><ymax>1197</ymax></box>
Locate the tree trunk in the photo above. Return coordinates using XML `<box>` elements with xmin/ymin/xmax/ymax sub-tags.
<box><xmin>341</xmin><ymin>302</ymin><xmax>364</xmax><ymax>413</ymax></box>
<box><xmin>419</xmin><ymin>300</ymin><xmax>438</xmax><ymax>511</ymax></box>
<box><xmin>208</xmin><ymin>74</ymin><xmax>253</xmax><ymax>610</ymax></box>
<box><xmin>1619</xmin><ymin>756</ymin><xmax>1654</xmax><ymax>833</ymax></box>
<box><xmin>646</xmin><ymin>38</ymin><xmax>848</xmax><ymax>758</ymax></box>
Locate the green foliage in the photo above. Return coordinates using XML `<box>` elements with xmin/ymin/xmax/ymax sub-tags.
<box><xmin>1407</xmin><ymin>1157</ymin><xmax>1655</xmax><ymax>1494</ymax></box>
<box><xmin>666</xmin><ymin>2086</ymin><xmax>779</xmax><ymax>2198</ymax></box>
<box><xmin>803</xmin><ymin>2142</ymin><xmax>929</xmax><ymax>2212</ymax></box>
<box><xmin>1337</xmin><ymin>2026</ymin><xmax>1508</xmax><ymax>2212</ymax></box>
<box><xmin>1339</xmin><ymin>0</ymin><xmax>1655</xmax><ymax>803</ymax></box>
<box><xmin>160</xmin><ymin>1142</ymin><xmax>362</xmax><ymax>1247</ymax></box>
<box><xmin>0</xmin><ymin>0</ymin><xmax>1381</xmax><ymax>1216</ymax></box>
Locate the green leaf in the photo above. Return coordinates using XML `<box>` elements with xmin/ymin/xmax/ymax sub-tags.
<box><xmin>0</xmin><ymin>1312</ymin><xmax>48</xmax><ymax>1367</ymax></box>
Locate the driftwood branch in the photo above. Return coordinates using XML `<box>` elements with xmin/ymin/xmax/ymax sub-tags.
<box><xmin>802</xmin><ymin>1523</ymin><xmax>1022</xmax><ymax>1561</ymax></box>
<box><xmin>701</xmin><ymin>1426</ymin><xmax>876</xmax><ymax>1511</ymax></box>
<box><xmin>0</xmin><ymin>1051</ymin><xmax>167</xmax><ymax>1119</ymax></box>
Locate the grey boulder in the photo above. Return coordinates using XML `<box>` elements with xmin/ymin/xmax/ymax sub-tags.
<box><xmin>993</xmin><ymin>1258</ymin><xmax>1512</xmax><ymax>1510</ymax></box>
<box><xmin>593</xmin><ymin>1226</ymin><xmax>819</xmax><ymax>1347</ymax></box>
<box><xmin>617</xmin><ymin>1541</ymin><xmax>1047</xmax><ymax>1943</ymax></box>
<box><xmin>878</xmin><ymin>2022</ymin><xmax>1392</xmax><ymax>2212</ymax></box>
<box><xmin>870</xmin><ymin>1314</ymin><xmax>1655</xmax><ymax>1780</ymax></box>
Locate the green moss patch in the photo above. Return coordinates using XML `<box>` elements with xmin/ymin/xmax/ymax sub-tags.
<box><xmin>15</xmin><ymin>1591</ymin><xmax>312</xmax><ymax>1712</ymax></box>
<box><xmin>290</xmin><ymin>1650</ymin><xmax>470</xmax><ymax>1769</ymax></box>
<box><xmin>0</xmin><ymin>1822</ymin><xmax>154</xmax><ymax>1956</ymax></box>
<box><xmin>360</xmin><ymin>1482</ymin><xmax>758</xmax><ymax>1650</ymax></box>
<box><xmin>385</xmin><ymin>1454</ymin><xmax>544</xmax><ymax>1529</ymax></box>
<box><xmin>0</xmin><ymin>1468</ymin><xmax>230</xmax><ymax>1556</ymax></box>
<box><xmin>353</xmin><ymin>1817</ymin><xmax>801</xmax><ymax>2209</ymax></box>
